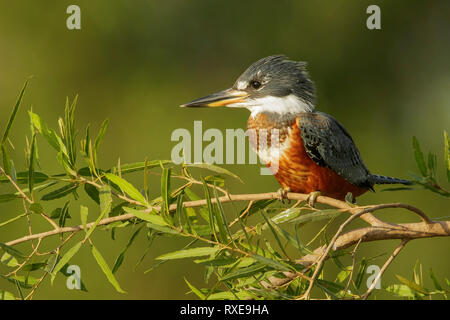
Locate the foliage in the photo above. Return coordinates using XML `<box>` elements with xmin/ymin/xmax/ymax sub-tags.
<box><xmin>0</xmin><ymin>84</ymin><xmax>448</xmax><ymax>300</ymax></box>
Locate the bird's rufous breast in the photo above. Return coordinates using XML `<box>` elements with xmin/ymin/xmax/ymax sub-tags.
<box><xmin>247</xmin><ymin>113</ymin><xmax>368</xmax><ymax>200</ymax></box>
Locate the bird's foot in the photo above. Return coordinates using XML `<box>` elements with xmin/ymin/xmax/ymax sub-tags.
<box><xmin>345</xmin><ymin>192</ymin><xmax>356</xmax><ymax>205</ymax></box>
<box><xmin>276</xmin><ymin>188</ymin><xmax>290</xmax><ymax>204</ymax></box>
<box><xmin>306</xmin><ymin>191</ymin><xmax>322</xmax><ymax>207</ymax></box>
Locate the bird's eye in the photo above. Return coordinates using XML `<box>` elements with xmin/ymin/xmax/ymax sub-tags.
<box><xmin>250</xmin><ymin>80</ymin><xmax>261</xmax><ymax>89</ymax></box>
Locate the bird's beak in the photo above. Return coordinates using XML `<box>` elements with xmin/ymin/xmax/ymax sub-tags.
<box><xmin>180</xmin><ymin>88</ymin><xmax>249</xmax><ymax>108</ymax></box>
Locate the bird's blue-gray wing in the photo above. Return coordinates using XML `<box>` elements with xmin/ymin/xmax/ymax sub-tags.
<box><xmin>296</xmin><ymin>112</ymin><xmax>372</xmax><ymax>188</ymax></box>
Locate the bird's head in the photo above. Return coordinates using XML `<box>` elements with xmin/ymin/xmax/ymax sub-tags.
<box><xmin>181</xmin><ymin>55</ymin><xmax>316</xmax><ymax>117</ymax></box>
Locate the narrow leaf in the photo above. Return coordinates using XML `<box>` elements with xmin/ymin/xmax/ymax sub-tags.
<box><xmin>123</xmin><ymin>207</ymin><xmax>168</xmax><ymax>226</ymax></box>
<box><xmin>104</xmin><ymin>173</ymin><xmax>147</xmax><ymax>204</ymax></box>
<box><xmin>156</xmin><ymin>247</ymin><xmax>220</xmax><ymax>260</ymax></box>
<box><xmin>51</xmin><ymin>241</ymin><xmax>83</xmax><ymax>283</ymax></box>
<box><xmin>412</xmin><ymin>136</ymin><xmax>427</xmax><ymax>176</ymax></box>
<box><xmin>91</xmin><ymin>245</ymin><xmax>126</xmax><ymax>293</ymax></box>
<box><xmin>112</xmin><ymin>227</ymin><xmax>142</xmax><ymax>274</ymax></box>
<box><xmin>41</xmin><ymin>183</ymin><xmax>78</xmax><ymax>201</ymax></box>
<box><xmin>186</xmin><ymin>163</ymin><xmax>242</xmax><ymax>182</ymax></box>
<box><xmin>1</xmin><ymin>80</ymin><xmax>28</xmax><ymax>148</ymax></box>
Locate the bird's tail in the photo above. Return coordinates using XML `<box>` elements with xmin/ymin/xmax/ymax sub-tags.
<box><xmin>368</xmin><ymin>174</ymin><xmax>413</xmax><ymax>185</ymax></box>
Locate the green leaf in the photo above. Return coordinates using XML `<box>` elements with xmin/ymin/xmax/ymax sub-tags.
<box><xmin>146</xmin><ymin>222</ymin><xmax>179</xmax><ymax>235</ymax></box>
<box><xmin>161</xmin><ymin>168</ymin><xmax>171</xmax><ymax>215</ymax></box>
<box><xmin>123</xmin><ymin>207</ymin><xmax>168</xmax><ymax>226</ymax></box>
<box><xmin>0</xmin><ymin>242</ymin><xmax>25</xmax><ymax>259</ymax></box>
<box><xmin>0</xmin><ymin>290</ymin><xmax>15</xmax><ymax>300</ymax></box>
<box><xmin>1</xmin><ymin>252</ymin><xmax>19</xmax><ymax>267</ymax></box>
<box><xmin>355</xmin><ymin>258</ymin><xmax>367</xmax><ymax>289</ymax></box>
<box><xmin>0</xmin><ymin>171</ymin><xmax>48</xmax><ymax>185</ymax></box>
<box><xmin>213</xmin><ymin>186</ymin><xmax>233</xmax><ymax>243</ymax></box>
<box><xmin>270</xmin><ymin>221</ymin><xmax>312</xmax><ymax>255</ymax></box>
<box><xmin>189</xmin><ymin>224</ymin><xmax>212</xmax><ymax>237</ymax></box>
<box><xmin>29</xmin><ymin>111</ymin><xmax>67</xmax><ymax>154</ymax></box>
<box><xmin>184</xmin><ymin>188</ymin><xmax>201</xmax><ymax>201</ymax></box>
<box><xmin>99</xmin><ymin>185</ymin><xmax>112</xmax><ymax>218</ymax></box>
<box><xmin>1</xmin><ymin>275</ymin><xmax>39</xmax><ymax>289</ymax></box>
<box><xmin>220</xmin><ymin>263</ymin><xmax>266</xmax><ymax>281</ymax></box>
<box><xmin>0</xmin><ymin>193</ymin><xmax>21</xmax><ymax>203</ymax></box>
<box><xmin>271</xmin><ymin>207</ymin><xmax>303</xmax><ymax>224</ymax></box>
<box><xmin>186</xmin><ymin>163</ymin><xmax>242</xmax><ymax>182</ymax></box>
<box><xmin>336</xmin><ymin>266</ymin><xmax>352</xmax><ymax>283</ymax></box>
<box><xmin>204</xmin><ymin>175</ymin><xmax>225</xmax><ymax>187</ymax></box>
<box><xmin>28</xmin><ymin>134</ymin><xmax>37</xmax><ymax>196</ymax></box>
<box><xmin>427</xmin><ymin>152</ymin><xmax>438</xmax><ymax>180</ymax></box>
<box><xmin>385</xmin><ymin>284</ymin><xmax>415</xmax><ymax>298</ymax></box>
<box><xmin>84</xmin><ymin>183</ymin><xmax>100</xmax><ymax>204</ymax></box>
<box><xmin>201</xmin><ymin>179</ymin><xmax>220</xmax><ymax>243</ymax></box>
<box><xmin>291</xmin><ymin>209</ymin><xmax>344</xmax><ymax>224</ymax></box>
<box><xmin>316</xmin><ymin>279</ymin><xmax>344</xmax><ymax>299</ymax></box>
<box><xmin>261</xmin><ymin>212</ymin><xmax>289</xmax><ymax>258</ymax></box>
<box><xmin>429</xmin><ymin>268</ymin><xmax>443</xmax><ymax>291</ymax></box>
<box><xmin>239</xmin><ymin>199</ymin><xmax>277</xmax><ymax>220</ymax></box>
<box><xmin>91</xmin><ymin>245</ymin><xmax>126</xmax><ymax>293</ymax></box>
<box><xmin>184</xmin><ymin>278</ymin><xmax>206</xmax><ymax>299</ymax></box>
<box><xmin>51</xmin><ymin>241</ymin><xmax>83</xmax><ymax>283</ymax></box>
<box><xmin>250</xmin><ymin>253</ymin><xmax>292</xmax><ymax>272</ymax></box>
<box><xmin>109</xmin><ymin>160</ymin><xmax>172</xmax><ymax>175</ymax></box>
<box><xmin>396</xmin><ymin>274</ymin><xmax>429</xmax><ymax>295</ymax></box>
<box><xmin>104</xmin><ymin>173</ymin><xmax>147</xmax><ymax>204</ymax></box>
<box><xmin>15</xmin><ymin>280</ymin><xmax>25</xmax><ymax>300</ymax></box>
<box><xmin>1</xmin><ymin>145</ymin><xmax>11</xmax><ymax>175</ymax></box>
<box><xmin>177</xmin><ymin>193</ymin><xmax>193</xmax><ymax>233</ymax></box>
<box><xmin>21</xmin><ymin>262</ymin><xmax>47</xmax><ymax>272</ymax></box>
<box><xmin>112</xmin><ymin>227</ymin><xmax>142</xmax><ymax>274</ymax></box>
<box><xmin>63</xmin><ymin>96</ymin><xmax>78</xmax><ymax>167</ymax></box>
<box><xmin>80</xmin><ymin>205</ymin><xmax>88</xmax><ymax>232</ymax></box>
<box><xmin>412</xmin><ymin>136</ymin><xmax>427</xmax><ymax>176</ymax></box>
<box><xmin>84</xmin><ymin>188</ymin><xmax>111</xmax><ymax>240</ymax></box>
<box><xmin>156</xmin><ymin>247</ymin><xmax>220</xmax><ymax>260</ymax></box>
<box><xmin>58</xmin><ymin>201</ymin><xmax>70</xmax><ymax>228</ymax></box>
<box><xmin>94</xmin><ymin>119</ymin><xmax>109</xmax><ymax>164</ymax></box>
<box><xmin>1</xmin><ymin>80</ymin><xmax>28</xmax><ymax>148</ymax></box>
<box><xmin>41</xmin><ymin>183</ymin><xmax>78</xmax><ymax>201</ymax></box>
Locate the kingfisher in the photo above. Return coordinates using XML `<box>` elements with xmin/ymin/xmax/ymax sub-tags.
<box><xmin>181</xmin><ymin>55</ymin><xmax>411</xmax><ymax>203</ymax></box>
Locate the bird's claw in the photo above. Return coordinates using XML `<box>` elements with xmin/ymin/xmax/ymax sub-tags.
<box><xmin>277</xmin><ymin>188</ymin><xmax>290</xmax><ymax>204</ymax></box>
<box><xmin>306</xmin><ymin>191</ymin><xmax>322</xmax><ymax>207</ymax></box>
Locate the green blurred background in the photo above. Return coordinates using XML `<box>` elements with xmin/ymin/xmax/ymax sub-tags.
<box><xmin>0</xmin><ymin>1</ymin><xmax>448</xmax><ymax>299</ymax></box>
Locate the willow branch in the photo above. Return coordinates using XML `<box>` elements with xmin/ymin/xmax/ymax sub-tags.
<box><xmin>4</xmin><ymin>192</ymin><xmax>445</xmax><ymax>249</ymax></box>
<box><xmin>297</xmin><ymin>220</ymin><xmax>449</xmax><ymax>266</ymax></box>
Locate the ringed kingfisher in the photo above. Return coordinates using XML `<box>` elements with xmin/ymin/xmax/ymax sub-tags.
<box><xmin>181</xmin><ymin>55</ymin><xmax>411</xmax><ymax>202</ymax></box>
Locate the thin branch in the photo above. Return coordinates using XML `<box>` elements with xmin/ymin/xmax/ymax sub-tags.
<box><xmin>0</xmin><ymin>166</ymin><xmax>32</xmax><ymax>204</ymax></box>
<box><xmin>361</xmin><ymin>239</ymin><xmax>409</xmax><ymax>300</ymax></box>
<box><xmin>343</xmin><ymin>238</ymin><xmax>362</xmax><ymax>295</ymax></box>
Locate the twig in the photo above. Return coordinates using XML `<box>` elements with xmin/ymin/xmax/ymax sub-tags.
<box><xmin>361</xmin><ymin>239</ymin><xmax>409</xmax><ymax>300</ymax></box>
<box><xmin>343</xmin><ymin>238</ymin><xmax>362</xmax><ymax>295</ymax></box>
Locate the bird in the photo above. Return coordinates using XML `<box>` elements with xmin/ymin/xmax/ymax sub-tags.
<box><xmin>181</xmin><ymin>55</ymin><xmax>411</xmax><ymax>203</ymax></box>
